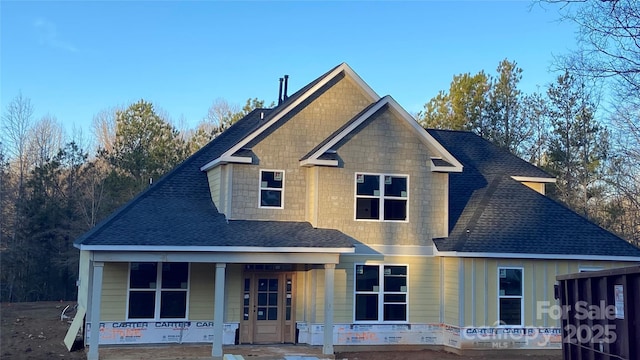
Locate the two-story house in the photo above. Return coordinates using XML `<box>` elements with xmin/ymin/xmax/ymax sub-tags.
<box><xmin>70</xmin><ymin>63</ymin><xmax>640</xmax><ymax>360</ymax></box>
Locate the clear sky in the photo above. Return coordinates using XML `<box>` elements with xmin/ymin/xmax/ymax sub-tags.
<box><xmin>1</xmin><ymin>1</ymin><xmax>576</xmax><ymax>140</ymax></box>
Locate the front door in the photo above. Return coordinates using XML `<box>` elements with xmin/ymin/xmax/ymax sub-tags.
<box><xmin>240</xmin><ymin>272</ymin><xmax>295</xmax><ymax>344</ymax></box>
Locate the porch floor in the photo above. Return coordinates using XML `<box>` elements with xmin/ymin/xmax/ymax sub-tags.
<box><xmin>96</xmin><ymin>344</ymin><xmax>333</xmax><ymax>360</ymax></box>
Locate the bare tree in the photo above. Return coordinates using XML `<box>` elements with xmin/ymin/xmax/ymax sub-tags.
<box><xmin>27</xmin><ymin>114</ymin><xmax>64</xmax><ymax>168</ymax></box>
<box><xmin>1</xmin><ymin>92</ymin><xmax>34</xmax><ymax>192</ymax></box>
<box><xmin>91</xmin><ymin>107</ymin><xmax>118</xmax><ymax>154</ymax></box>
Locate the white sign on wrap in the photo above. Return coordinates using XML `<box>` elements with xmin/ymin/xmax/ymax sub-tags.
<box><xmin>85</xmin><ymin>321</ymin><xmax>237</xmax><ymax>345</ymax></box>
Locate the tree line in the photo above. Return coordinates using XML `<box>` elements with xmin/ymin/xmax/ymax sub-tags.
<box><xmin>0</xmin><ymin>97</ymin><xmax>267</xmax><ymax>302</ymax></box>
<box><xmin>1</xmin><ymin>0</ymin><xmax>638</xmax><ymax>302</ymax></box>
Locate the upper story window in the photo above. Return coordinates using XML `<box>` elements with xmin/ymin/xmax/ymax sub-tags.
<box><xmin>128</xmin><ymin>262</ymin><xmax>189</xmax><ymax>320</ymax></box>
<box><xmin>260</xmin><ymin>170</ymin><xmax>284</xmax><ymax>208</ymax></box>
<box><xmin>355</xmin><ymin>173</ymin><xmax>408</xmax><ymax>221</ymax></box>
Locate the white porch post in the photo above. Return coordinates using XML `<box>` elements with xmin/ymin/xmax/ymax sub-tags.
<box><xmin>323</xmin><ymin>263</ymin><xmax>335</xmax><ymax>355</ymax></box>
<box><xmin>87</xmin><ymin>261</ymin><xmax>104</xmax><ymax>360</ymax></box>
<box><xmin>212</xmin><ymin>263</ymin><xmax>226</xmax><ymax>359</ymax></box>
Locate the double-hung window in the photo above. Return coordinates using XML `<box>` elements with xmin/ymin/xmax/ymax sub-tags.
<box><xmin>354</xmin><ymin>264</ymin><xmax>408</xmax><ymax>322</ymax></box>
<box><xmin>355</xmin><ymin>173</ymin><xmax>408</xmax><ymax>221</ymax></box>
<box><xmin>259</xmin><ymin>170</ymin><xmax>284</xmax><ymax>208</ymax></box>
<box><xmin>128</xmin><ymin>262</ymin><xmax>189</xmax><ymax>319</ymax></box>
<box><xmin>498</xmin><ymin>267</ymin><xmax>523</xmax><ymax>326</ymax></box>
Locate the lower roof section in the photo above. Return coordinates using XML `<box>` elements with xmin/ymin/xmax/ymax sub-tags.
<box><xmin>88</xmin><ymin>250</ymin><xmax>345</xmax><ymax>264</ymax></box>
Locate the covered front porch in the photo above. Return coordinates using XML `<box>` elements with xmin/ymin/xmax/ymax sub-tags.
<box><xmin>81</xmin><ymin>248</ymin><xmax>351</xmax><ymax>360</ymax></box>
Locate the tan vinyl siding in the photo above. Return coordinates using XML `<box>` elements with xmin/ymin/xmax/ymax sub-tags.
<box><xmin>207</xmin><ymin>166</ymin><xmax>222</xmax><ymax>211</ymax></box>
<box><xmin>101</xmin><ymin>262</ymin><xmax>127</xmax><ymax>321</ymax></box>
<box><xmin>188</xmin><ymin>263</ymin><xmax>214</xmax><ymax>320</ymax></box>
<box><xmin>305</xmin><ymin>167</ymin><xmax>318</xmax><ymax>227</ymax></box>
<box><xmin>314</xmin><ymin>109</ymin><xmax>448</xmax><ymax>245</ymax></box>
<box><xmin>230</xmin><ymin>74</ymin><xmax>372</xmax><ymax>221</ymax></box>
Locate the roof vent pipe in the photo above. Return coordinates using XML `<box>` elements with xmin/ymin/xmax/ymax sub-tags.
<box><xmin>283</xmin><ymin>75</ymin><xmax>289</xmax><ymax>101</ymax></box>
<box><xmin>278</xmin><ymin>77</ymin><xmax>284</xmax><ymax>105</ymax></box>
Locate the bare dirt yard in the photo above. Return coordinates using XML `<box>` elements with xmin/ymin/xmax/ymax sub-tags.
<box><xmin>1</xmin><ymin>301</ymin><xmax>85</xmax><ymax>360</ymax></box>
<box><xmin>1</xmin><ymin>302</ymin><xmax>563</xmax><ymax>360</ymax></box>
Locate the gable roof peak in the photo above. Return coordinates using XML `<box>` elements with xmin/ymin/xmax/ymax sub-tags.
<box><xmin>200</xmin><ymin>63</ymin><xmax>380</xmax><ymax>172</ymax></box>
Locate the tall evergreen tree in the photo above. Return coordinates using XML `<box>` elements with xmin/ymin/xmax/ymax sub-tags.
<box><xmin>105</xmin><ymin>100</ymin><xmax>188</xmax><ymax>196</ymax></box>
<box><xmin>545</xmin><ymin>72</ymin><xmax>609</xmax><ymax>217</ymax></box>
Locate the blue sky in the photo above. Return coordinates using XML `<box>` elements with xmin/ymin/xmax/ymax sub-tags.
<box><xmin>2</xmin><ymin>1</ymin><xmax>576</xmax><ymax>140</ymax></box>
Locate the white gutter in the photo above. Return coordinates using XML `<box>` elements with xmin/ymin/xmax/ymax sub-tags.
<box><xmin>77</xmin><ymin>245</ymin><xmax>355</xmax><ymax>253</ymax></box>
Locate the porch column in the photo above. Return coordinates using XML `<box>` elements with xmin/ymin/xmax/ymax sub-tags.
<box><xmin>323</xmin><ymin>263</ymin><xmax>335</xmax><ymax>355</ymax></box>
<box><xmin>87</xmin><ymin>261</ymin><xmax>104</xmax><ymax>360</ymax></box>
<box><xmin>212</xmin><ymin>263</ymin><xmax>226</xmax><ymax>359</ymax></box>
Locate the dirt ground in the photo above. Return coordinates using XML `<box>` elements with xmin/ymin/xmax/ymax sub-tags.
<box><xmin>1</xmin><ymin>302</ymin><xmax>563</xmax><ymax>360</ymax></box>
<box><xmin>1</xmin><ymin>301</ymin><xmax>85</xmax><ymax>360</ymax></box>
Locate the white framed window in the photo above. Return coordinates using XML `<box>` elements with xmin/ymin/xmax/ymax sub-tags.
<box><xmin>259</xmin><ymin>170</ymin><xmax>284</xmax><ymax>208</ymax></box>
<box><xmin>354</xmin><ymin>264</ymin><xmax>408</xmax><ymax>322</ymax></box>
<box><xmin>127</xmin><ymin>262</ymin><xmax>189</xmax><ymax>320</ymax></box>
<box><xmin>355</xmin><ymin>173</ymin><xmax>408</xmax><ymax>221</ymax></box>
<box><xmin>498</xmin><ymin>267</ymin><xmax>523</xmax><ymax>326</ymax></box>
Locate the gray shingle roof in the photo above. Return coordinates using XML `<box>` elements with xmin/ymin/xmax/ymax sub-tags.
<box><xmin>428</xmin><ymin>129</ymin><xmax>640</xmax><ymax>257</ymax></box>
<box><xmin>74</xmin><ymin>108</ymin><xmax>354</xmax><ymax>249</ymax></box>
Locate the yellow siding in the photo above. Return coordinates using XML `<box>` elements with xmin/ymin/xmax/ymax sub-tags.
<box><xmin>463</xmin><ymin>259</ymin><xmax>473</xmax><ymax>326</ymax></box>
<box><xmin>188</xmin><ymin>263</ymin><xmax>214</xmax><ymax>320</ymax></box>
<box><xmin>334</xmin><ymin>260</ymin><xmax>355</xmax><ymax>323</ymax></box>
<box><xmin>101</xmin><ymin>262</ymin><xmax>127</xmax><ymax>321</ymax></box>
<box><xmin>294</xmin><ymin>271</ymin><xmax>306</xmax><ymax>321</ymax></box>
<box><xmin>443</xmin><ymin>257</ymin><xmax>459</xmax><ymax>325</ymax></box>
<box><xmin>224</xmin><ymin>265</ymin><xmax>242</xmax><ymax>322</ymax></box>
<box><xmin>323</xmin><ymin>256</ymin><xmax>442</xmax><ymax>324</ymax></box>
<box><xmin>458</xmin><ymin>258</ymin><xmax>636</xmax><ymax>328</ymax></box>
<box><xmin>315</xmin><ymin>268</ymin><xmax>326</xmax><ymax>323</ymax></box>
<box><xmin>407</xmin><ymin>256</ymin><xmax>440</xmax><ymax>323</ymax></box>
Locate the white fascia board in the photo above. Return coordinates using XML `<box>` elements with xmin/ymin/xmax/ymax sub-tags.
<box><xmin>201</xmin><ymin>63</ymin><xmax>380</xmax><ymax>173</ymax></box>
<box><xmin>434</xmin><ymin>250</ymin><xmax>640</xmax><ymax>262</ymax></box>
<box><xmin>200</xmin><ymin>155</ymin><xmax>252</xmax><ymax>171</ymax></box>
<box><xmin>347</xmin><ymin>244</ymin><xmax>435</xmax><ymax>257</ymax></box>
<box><xmin>511</xmin><ymin>176</ymin><xmax>557</xmax><ymax>183</ymax></box>
<box><xmin>78</xmin><ymin>245</ymin><xmax>355</xmax><ymax>253</ymax></box>
<box><xmin>300</xmin><ymin>159</ymin><xmax>338</xmax><ymax>167</ymax></box>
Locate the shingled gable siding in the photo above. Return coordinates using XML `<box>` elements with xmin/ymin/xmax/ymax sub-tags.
<box><xmin>458</xmin><ymin>258</ymin><xmax>633</xmax><ymax>328</ymax></box>
<box><xmin>305</xmin><ymin>167</ymin><xmax>318</xmax><ymax>226</ymax></box>
<box><xmin>206</xmin><ymin>166</ymin><xmax>222</xmax><ymax>213</ymax></box>
<box><xmin>229</xmin><ymin>74</ymin><xmax>373</xmax><ymax>221</ymax></box>
<box><xmin>314</xmin><ymin>108</ymin><xmax>447</xmax><ymax>245</ymax></box>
